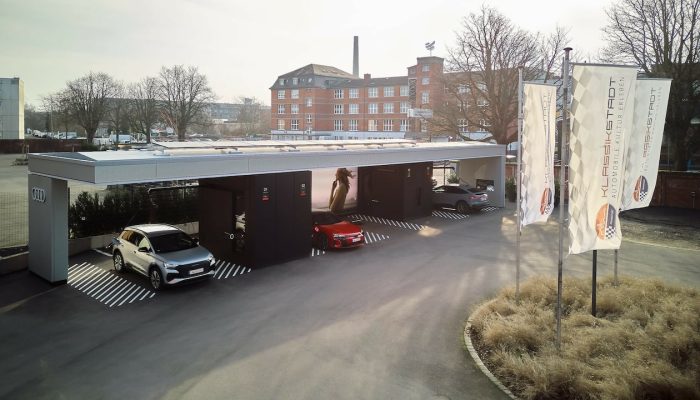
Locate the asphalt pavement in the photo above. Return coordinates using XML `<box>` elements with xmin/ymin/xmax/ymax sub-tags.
<box><xmin>0</xmin><ymin>205</ymin><xmax>698</xmax><ymax>400</ymax></box>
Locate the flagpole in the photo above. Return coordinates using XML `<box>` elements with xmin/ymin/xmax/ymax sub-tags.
<box><xmin>614</xmin><ymin>249</ymin><xmax>619</xmax><ymax>286</ymax></box>
<box><xmin>516</xmin><ymin>66</ymin><xmax>523</xmax><ymax>303</ymax></box>
<box><xmin>592</xmin><ymin>249</ymin><xmax>597</xmax><ymax>316</ymax></box>
<box><xmin>556</xmin><ymin>47</ymin><xmax>572</xmax><ymax>351</ymax></box>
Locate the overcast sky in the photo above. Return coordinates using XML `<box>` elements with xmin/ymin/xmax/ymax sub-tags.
<box><xmin>1</xmin><ymin>0</ymin><xmax>612</xmax><ymax>107</ymax></box>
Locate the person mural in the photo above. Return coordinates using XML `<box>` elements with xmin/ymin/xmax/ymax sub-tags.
<box><xmin>329</xmin><ymin>168</ymin><xmax>354</xmax><ymax>214</ymax></box>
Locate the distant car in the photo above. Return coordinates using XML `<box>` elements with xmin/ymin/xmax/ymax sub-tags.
<box><xmin>312</xmin><ymin>211</ymin><xmax>365</xmax><ymax>251</ymax></box>
<box><xmin>111</xmin><ymin>224</ymin><xmax>216</xmax><ymax>290</ymax></box>
<box><xmin>433</xmin><ymin>184</ymin><xmax>490</xmax><ymax>213</ymax></box>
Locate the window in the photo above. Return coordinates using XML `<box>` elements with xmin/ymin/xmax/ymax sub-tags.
<box><xmin>334</xmin><ymin>104</ymin><xmax>344</xmax><ymax>114</ymax></box>
<box><xmin>368</xmin><ymin>103</ymin><xmax>378</xmax><ymax>114</ymax></box>
<box><xmin>291</xmin><ymin>119</ymin><xmax>299</xmax><ymax>130</ymax></box>
<box><xmin>291</xmin><ymin>89</ymin><xmax>299</xmax><ymax>99</ymax></box>
<box><xmin>421</xmin><ymin>92</ymin><xmax>429</xmax><ymax>104</ymax></box>
<box><xmin>368</xmin><ymin>120</ymin><xmax>378</xmax><ymax>131</ymax></box>
<box><xmin>349</xmin><ymin>88</ymin><xmax>359</xmax><ymax>99</ymax></box>
<box><xmin>481</xmin><ymin>119</ymin><xmax>491</xmax><ymax>127</ymax></box>
<box><xmin>400</xmin><ymin>102</ymin><xmax>409</xmax><ymax>113</ymax></box>
<box><xmin>306</xmin><ymin>114</ymin><xmax>312</xmax><ymax>124</ymax></box>
<box><xmin>383</xmin><ymin>103</ymin><xmax>394</xmax><ymax>113</ymax></box>
<box><xmin>458</xmin><ymin>119</ymin><xmax>468</xmax><ymax>133</ymax></box>
<box><xmin>278</xmin><ymin>90</ymin><xmax>285</xmax><ymax>100</ymax></box>
<box><xmin>400</xmin><ymin>86</ymin><xmax>409</xmax><ymax>96</ymax></box>
<box><xmin>278</xmin><ymin>78</ymin><xmax>285</xmax><ymax>86</ymax></box>
<box><xmin>458</xmin><ymin>84</ymin><xmax>470</xmax><ymax>94</ymax></box>
<box><xmin>422</xmin><ymin>64</ymin><xmax>430</xmax><ymax>72</ymax></box>
<box><xmin>277</xmin><ymin>119</ymin><xmax>285</xmax><ymax>130</ymax></box>
<box><xmin>334</xmin><ymin>120</ymin><xmax>343</xmax><ymax>131</ymax></box>
<box><xmin>349</xmin><ymin>120</ymin><xmax>358</xmax><ymax>131</ymax></box>
<box><xmin>277</xmin><ymin>104</ymin><xmax>285</xmax><ymax>114</ymax></box>
<box><xmin>400</xmin><ymin>120</ymin><xmax>409</xmax><ymax>132</ymax></box>
<box><xmin>368</xmin><ymin>87</ymin><xmax>378</xmax><ymax>98</ymax></box>
<box><xmin>291</xmin><ymin>104</ymin><xmax>299</xmax><ymax>114</ymax></box>
<box><xmin>477</xmin><ymin>98</ymin><xmax>488</xmax><ymax>107</ymax></box>
<box><xmin>384</xmin><ymin>87</ymin><xmax>394</xmax><ymax>97</ymax></box>
<box><xmin>383</xmin><ymin>120</ymin><xmax>393</xmax><ymax>131</ymax></box>
<box><xmin>422</xmin><ymin>77</ymin><xmax>430</xmax><ymax>85</ymax></box>
<box><xmin>477</xmin><ymin>82</ymin><xmax>487</xmax><ymax>92</ymax></box>
<box><xmin>306</xmin><ymin>97</ymin><xmax>312</xmax><ymax>107</ymax></box>
<box><xmin>349</xmin><ymin>104</ymin><xmax>359</xmax><ymax>114</ymax></box>
<box><xmin>334</xmin><ymin>89</ymin><xmax>344</xmax><ymax>99</ymax></box>
<box><xmin>292</xmin><ymin>77</ymin><xmax>298</xmax><ymax>85</ymax></box>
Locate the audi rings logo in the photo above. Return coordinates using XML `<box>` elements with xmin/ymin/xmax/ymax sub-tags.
<box><xmin>595</xmin><ymin>203</ymin><xmax>616</xmax><ymax>240</ymax></box>
<box><xmin>31</xmin><ymin>187</ymin><xmax>46</xmax><ymax>203</ymax></box>
<box><xmin>633</xmin><ymin>176</ymin><xmax>649</xmax><ymax>202</ymax></box>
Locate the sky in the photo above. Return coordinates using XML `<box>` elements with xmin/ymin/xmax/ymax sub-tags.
<box><xmin>1</xmin><ymin>0</ymin><xmax>612</xmax><ymax>107</ymax></box>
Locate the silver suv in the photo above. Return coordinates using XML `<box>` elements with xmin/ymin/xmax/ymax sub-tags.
<box><xmin>112</xmin><ymin>224</ymin><xmax>216</xmax><ymax>290</ymax></box>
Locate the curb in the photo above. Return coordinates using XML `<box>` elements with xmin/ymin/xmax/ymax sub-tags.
<box><xmin>464</xmin><ymin>300</ymin><xmax>520</xmax><ymax>400</ymax></box>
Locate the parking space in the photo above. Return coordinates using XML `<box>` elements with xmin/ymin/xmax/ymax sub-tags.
<box><xmin>212</xmin><ymin>260</ymin><xmax>251</xmax><ymax>280</ymax></box>
<box><xmin>67</xmin><ymin>261</ymin><xmax>155</xmax><ymax>308</ymax></box>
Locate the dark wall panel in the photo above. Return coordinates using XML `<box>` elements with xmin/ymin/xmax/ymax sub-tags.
<box><xmin>198</xmin><ymin>186</ymin><xmax>234</xmax><ymax>262</ymax></box>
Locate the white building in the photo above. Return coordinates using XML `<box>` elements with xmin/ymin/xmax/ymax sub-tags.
<box><xmin>0</xmin><ymin>78</ymin><xmax>24</xmax><ymax>140</ymax></box>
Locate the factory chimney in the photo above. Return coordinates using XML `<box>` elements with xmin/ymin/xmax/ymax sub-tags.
<box><xmin>353</xmin><ymin>36</ymin><xmax>359</xmax><ymax>78</ymax></box>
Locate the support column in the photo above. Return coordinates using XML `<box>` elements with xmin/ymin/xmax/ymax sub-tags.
<box><xmin>28</xmin><ymin>174</ymin><xmax>68</xmax><ymax>284</ymax></box>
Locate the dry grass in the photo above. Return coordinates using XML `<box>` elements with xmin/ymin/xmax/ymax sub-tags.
<box><xmin>469</xmin><ymin>276</ymin><xmax>700</xmax><ymax>400</ymax></box>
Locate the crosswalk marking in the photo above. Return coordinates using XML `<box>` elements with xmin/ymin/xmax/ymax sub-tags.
<box><xmin>480</xmin><ymin>206</ymin><xmax>498</xmax><ymax>212</ymax></box>
<box><xmin>67</xmin><ymin>263</ymin><xmax>155</xmax><ymax>308</ymax></box>
<box><xmin>348</xmin><ymin>214</ymin><xmax>425</xmax><ymax>231</ymax></box>
<box><xmin>432</xmin><ymin>210</ymin><xmax>469</xmax><ymax>220</ymax></box>
<box><xmin>213</xmin><ymin>260</ymin><xmax>251</xmax><ymax>280</ymax></box>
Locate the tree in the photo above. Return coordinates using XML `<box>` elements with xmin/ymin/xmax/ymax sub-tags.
<box><xmin>158</xmin><ymin>65</ymin><xmax>215</xmax><ymax>141</ymax></box>
<box><xmin>24</xmin><ymin>104</ymin><xmax>45</xmax><ymax>132</ymax></box>
<box><xmin>107</xmin><ymin>84</ymin><xmax>130</xmax><ymax>144</ymax></box>
<box><xmin>236</xmin><ymin>96</ymin><xmax>265</xmax><ymax>135</ymax></box>
<box><xmin>128</xmin><ymin>77</ymin><xmax>160</xmax><ymax>143</ymax></box>
<box><xmin>603</xmin><ymin>0</ymin><xmax>700</xmax><ymax>171</ymax></box>
<box><xmin>437</xmin><ymin>6</ymin><xmax>541</xmax><ymax>144</ymax></box>
<box><xmin>58</xmin><ymin>72</ymin><xmax>121</xmax><ymax>142</ymax></box>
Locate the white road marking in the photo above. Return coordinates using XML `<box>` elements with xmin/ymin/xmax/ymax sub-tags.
<box><xmin>93</xmin><ymin>249</ymin><xmax>112</xmax><ymax>257</ymax></box>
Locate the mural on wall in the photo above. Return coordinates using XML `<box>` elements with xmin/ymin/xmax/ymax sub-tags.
<box><xmin>311</xmin><ymin>167</ymin><xmax>358</xmax><ymax>212</ymax></box>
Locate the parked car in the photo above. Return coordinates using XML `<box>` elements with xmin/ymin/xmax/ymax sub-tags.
<box><xmin>312</xmin><ymin>211</ymin><xmax>365</xmax><ymax>250</ymax></box>
<box><xmin>433</xmin><ymin>184</ymin><xmax>490</xmax><ymax>213</ymax></box>
<box><xmin>111</xmin><ymin>224</ymin><xmax>216</xmax><ymax>290</ymax></box>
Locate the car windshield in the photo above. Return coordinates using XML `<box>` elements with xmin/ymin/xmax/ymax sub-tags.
<box><xmin>149</xmin><ymin>232</ymin><xmax>198</xmax><ymax>253</ymax></box>
<box><xmin>313</xmin><ymin>212</ymin><xmax>343</xmax><ymax>225</ymax></box>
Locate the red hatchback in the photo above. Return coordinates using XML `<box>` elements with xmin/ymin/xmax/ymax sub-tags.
<box><xmin>312</xmin><ymin>212</ymin><xmax>365</xmax><ymax>250</ymax></box>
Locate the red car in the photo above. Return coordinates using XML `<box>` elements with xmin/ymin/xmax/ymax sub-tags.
<box><xmin>312</xmin><ymin>211</ymin><xmax>365</xmax><ymax>250</ymax></box>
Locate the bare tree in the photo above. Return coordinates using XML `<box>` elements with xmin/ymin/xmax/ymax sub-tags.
<box><xmin>158</xmin><ymin>65</ymin><xmax>215</xmax><ymax>141</ymax></box>
<box><xmin>436</xmin><ymin>6</ymin><xmax>540</xmax><ymax>144</ymax></box>
<box><xmin>58</xmin><ymin>72</ymin><xmax>121</xmax><ymax>142</ymax></box>
<box><xmin>107</xmin><ymin>84</ymin><xmax>130</xmax><ymax>145</ymax></box>
<box><xmin>539</xmin><ymin>25</ymin><xmax>571</xmax><ymax>84</ymax></box>
<box><xmin>603</xmin><ymin>0</ymin><xmax>700</xmax><ymax>171</ymax></box>
<box><xmin>128</xmin><ymin>77</ymin><xmax>160</xmax><ymax>143</ymax></box>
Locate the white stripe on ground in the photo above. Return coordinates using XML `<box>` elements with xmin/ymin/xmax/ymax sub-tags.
<box><xmin>97</xmin><ymin>280</ymin><xmax>129</xmax><ymax>303</ymax></box>
<box><xmin>84</xmin><ymin>274</ymin><xmax>119</xmax><ymax>296</ymax></box>
<box><xmin>74</xmin><ymin>269</ymin><xmax>110</xmax><ymax>291</ymax></box>
<box><xmin>68</xmin><ymin>262</ymin><xmax>88</xmax><ymax>272</ymax></box>
<box><xmin>108</xmin><ymin>284</ymin><xmax>138</xmax><ymax>307</ymax></box>
<box><xmin>93</xmin><ymin>249</ymin><xmax>112</xmax><ymax>257</ymax></box>
<box><xmin>70</xmin><ymin>268</ymin><xmax>102</xmax><ymax>287</ymax></box>
<box><xmin>128</xmin><ymin>288</ymin><xmax>147</xmax><ymax>304</ymax></box>
<box><xmin>116</xmin><ymin>286</ymin><xmax>141</xmax><ymax>307</ymax></box>
<box><xmin>138</xmin><ymin>290</ymin><xmax>151</xmax><ymax>301</ymax></box>
<box><xmin>230</xmin><ymin>265</ymin><xmax>242</xmax><ymax>278</ymax></box>
<box><xmin>68</xmin><ymin>265</ymin><xmax>96</xmax><ymax>284</ymax></box>
<box><xmin>95</xmin><ymin>280</ymin><xmax>128</xmax><ymax>303</ymax></box>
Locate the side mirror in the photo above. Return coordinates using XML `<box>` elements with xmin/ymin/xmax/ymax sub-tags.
<box><xmin>138</xmin><ymin>247</ymin><xmax>150</xmax><ymax>253</ymax></box>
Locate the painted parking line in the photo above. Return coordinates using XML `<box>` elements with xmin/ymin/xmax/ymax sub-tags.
<box><xmin>310</xmin><ymin>231</ymin><xmax>390</xmax><ymax>257</ymax></box>
<box><xmin>480</xmin><ymin>206</ymin><xmax>499</xmax><ymax>213</ymax></box>
<box><xmin>432</xmin><ymin>210</ymin><xmax>469</xmax><ymax>220</ymax></box>
<box><xmin>213</xmin><ymin>260</ymin><xmax>251</xmax><ymax>280</ymax></box>
<box><xmin>67</xmin><ymin>263</ymin><xmax>155</xmax><ymax>307</ymax></box>
<box><xmin>347</xmin><ymin>214</ymin><xmax>425</xmax><ymax>231</ymax></box>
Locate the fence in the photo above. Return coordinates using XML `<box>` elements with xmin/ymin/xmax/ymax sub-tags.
<box><xmin>0</xmin><ymin>192</ymin><xmax>28</xmax><ymax>249</ymax></box>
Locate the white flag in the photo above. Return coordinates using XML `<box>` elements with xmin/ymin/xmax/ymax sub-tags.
<box><xmin>521</xmin><ymin>83</ymin><xmax>557</xmax><ymax>227</ymax></box>
<box><xmin>622</xmin><ymin>79</ymin><xmax>672</xmax><ymax>210</ymax></box>
<box><xmin>568</xmin><ymin>64</ymin><xmax>638</xmax><ymax>254</ymax></box>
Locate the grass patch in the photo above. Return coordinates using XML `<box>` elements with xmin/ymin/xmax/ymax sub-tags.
<box><xmin>469</xmin><ymin>276</ymin><xmax>700</xmax><ymax>400</ymax></box>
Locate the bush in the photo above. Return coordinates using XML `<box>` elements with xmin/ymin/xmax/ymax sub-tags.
<box><xmin>447</xmin><ymin>173</ymin><xmax>460</xmax><ymax>184</ymax></box>
<box><xmin>505</xmin><ymin>177</ymin><xmax>516</xmax><ymax>202</ymax></box>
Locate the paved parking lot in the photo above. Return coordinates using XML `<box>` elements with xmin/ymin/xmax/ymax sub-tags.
<box><xmin>1</xmin><ymin>205</ymin><xmax>697</xmax><ymax>400</ymax></box>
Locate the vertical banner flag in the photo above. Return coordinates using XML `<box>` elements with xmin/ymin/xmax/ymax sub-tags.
<box><xmin>622</xmin><ymin>79</ymin><xmax>672</xmax><ymax>211</ymax></box>
<box><xmin>521</xmin><ymin>83</ymin><xmax>557</xmax><ymax>226</ymax></box>
<box><xmin>568</xmin><ymin>64</ymin><xmax>638</xmax><ymax>254</ymax></box>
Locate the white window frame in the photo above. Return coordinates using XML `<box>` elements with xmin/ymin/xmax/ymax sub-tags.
<box><xmin>368</xmin><ymin>103</ymin><xmax>378</xmax><ymax>114</ymax></box>
<box><xmin>349</xmin><ymin>120</ymin><xmax>358</xmax><ymax>132</ymax></box>
<box><xmin>400</xmin><ymin>120</ymin><xmax>408</xmax><ymax>132</ymax></box>
<box><xmin>383</xmin><ymin>87</ymin><xmax>394</xmax><ymax>97</ymax></box>
<box><xmin>291</xmin><ymin>119</ymin><xmax>299</xmax><ymax>130</ymax></box>
<box><xmin>477</xmin><ymin>82</ymin><xmax>487</xmax><ymax>92</ymax></box>
<box><xmin>278</xmin><ymin>78</ymin><xmax>285</xmax><ymax>86</ymax></box>
<box><xmin>334</xmin><ymin>104</ymin><xmax>344</xmax><ymax>115</ymax></box>
<box><xmin>400</xmin><ymin>102</ymin><xmax>409</xmax><ymax>114</ymax></box>
<box><xmin>421</xmin><ymin>77</ymin><xmax>430</xmax><ymax>85</ymax></box>
<box><xmin>349</xmin><ymin>88</ymin><xmax>359</xmax><ymax>99</ymax></box>
<box><xmin>277</xmin><ymin>104</ymin><xmax>285</xmax><ymax>114</ymax></box>
<box><xmin>400</xmin><ymin>86</ymin><xmax>409</xmax><ymax>96</ymax></box>
<box><xmin>277</xmin><ymin>90</ymin><xmax>285</xmax><ymax>100</ymax></box>
<box><xmin>306</xmin><ymin>97</ymin><xmax>312</xmax><ymax>107</ymax></box>
<box><xmin>458</xmin><ymin>119</ymin><xmax>468</xmax><ymax>133</ymax></box>
<box><xmin>422</xmin><ymin>64</ymin><xmax>430</xmax><ymax>72</ymax></box>
<box><xmin>291</xmin><ymin>89</ymin><xmax>299</xmax><ymax>99</ymax></box>
<box><xmin>334</xmin><ymin>89</ymin><xmax>344</xmax><ymax>99</ymax></box>
<box><xmin>383</xmin><ymin>119</ymin><xmax>393</xmax><ymax>131</ymax></box>
<box><xmin>368</xmin><ymin>119</ymin><xmax>377</xmax><ymax>132</ymax></box>
<box><xmin>334</xmin><ymin>120</ymin><xmax>343</xmax><ymax>131</ymax></box>
<box><xmin>368</xmin><ymin>87</ymin><xmax>378</xmax><ymax>98</ymax></box>
<box><xmin>291</xmin><ymin>104</ymin><xmax>299</xmax><ymax>114</ymax></box>
<box><xmin>306</xmin><ymin>114</ymin><xmax>313</xmax><ymax>124</ymax></box>
<box><xmin>292</xmin><ymin>77</ymin><xmax>298</xmax><ymax>85</ymax></box>
<box><xmin>349</xmin><ymin>104</ymin><xmax>359</xmax><ymax>114</ymax></box>
<box><xmin>421</xmin><ymin>92</ymin><xmax>429</xmax><ymax>104</ymax></box>
<box><xmin>458</xmin><ymin>84</ymin><xmax>470</xmax><ymax>94</ymax></box>
<box><xmin>277</xmin><ymin>119</ymin><xmax>285</xmax><ymax>130</ymax></box>
<box><xmin>383</xmin><ymin>103</ymin><xmax>394</xmax><ymax>114</ymax></box>
<box><xmin>477</xmin><ymin>98</ymin><xmax>488</xmax><ymax>107</ymax></box>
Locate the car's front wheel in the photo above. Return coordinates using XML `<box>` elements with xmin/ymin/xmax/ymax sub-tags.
<box><xmin>113</xmin><ymin>252</ymin><xmax>126</xmax><ymax>273</ymax></box>
<box><xmin>149</xmin><ymin>267</ymin><xmax>164</xmax><ymax>291</ymax></box>
<box><xmin>456</xmin><ymin>200</ymin><xmax>469</xmax><ymax>214</ymax></box>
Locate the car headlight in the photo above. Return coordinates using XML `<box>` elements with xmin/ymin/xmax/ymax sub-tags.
<box><xmin>207</xmin><ymin>254</ymin><xmax>215</xmax><ymax>265</ymax></box>
<box><xmin>164</xmin><ymin>262</ymin><xmax>179</xmax><ymax>269</ymax></box>
<box><xmin>333</xmin><ymin>234</ymin><xmax>345</xmax><ymax>239</ymax></box>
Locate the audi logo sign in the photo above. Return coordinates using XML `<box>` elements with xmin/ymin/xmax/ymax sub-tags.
<box><xmin>31</xmin><ymin>187</ymin><xmax>47</xmax><ymax>203</ymax></box>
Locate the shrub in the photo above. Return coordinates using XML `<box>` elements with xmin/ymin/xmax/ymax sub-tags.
<box><xmin>447</xmin><ymin>173</ymin><xmax>460</xmax><ymax>184</ymax></box>
<box><xmin>505</xmin><ymin>177</ymin><xmax>516</xmax><ymax>202</ymax></box>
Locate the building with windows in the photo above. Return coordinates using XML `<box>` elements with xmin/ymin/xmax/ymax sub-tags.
<box><xmin>0</xmin><ymin>77</ymin><xmax>25</xmax><ymax>139</ymax></box>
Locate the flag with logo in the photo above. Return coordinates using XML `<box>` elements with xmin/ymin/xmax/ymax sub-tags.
<box><xmin>521</xmin><ymin>83</ymin><xmax>557</xmax><ymax>227</ymax></box>
<box><xmin>621</xmin><ymin>79</ymin><xmax>672</xmax><ymax>211</ymax></box>
<box><xmin>568</xmin><ymin>64</ymin><xmax>638</xmax><ymax>254</ymax></box>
